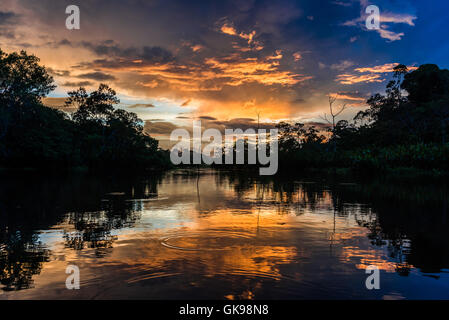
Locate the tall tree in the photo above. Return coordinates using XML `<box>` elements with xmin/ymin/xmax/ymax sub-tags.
<box><xmin>0</xmin><ymin>50</ymin><xmax>55</xmax><ymax>107</ymax></box>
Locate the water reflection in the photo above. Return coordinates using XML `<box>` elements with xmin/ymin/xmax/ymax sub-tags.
<box><xmin>0</xmin><ymin>169</ymin><xmax>448</xmax><ymax>299</ymax></box>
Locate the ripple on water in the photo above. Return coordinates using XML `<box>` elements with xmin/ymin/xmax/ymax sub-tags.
<box><xmin>160</xmin><ymin>231</ymin><xmax>254</xmax><ymax>252</ymax></box>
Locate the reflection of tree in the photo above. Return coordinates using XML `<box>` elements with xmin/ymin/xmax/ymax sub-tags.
<box><xmin>335</xmin><ymin>180</ymin><xmax>449</xmax><ymax>275</ymax></box>
<box><xmin>218</xmin><ymin>170</ymin><xmax>333</xmax><ymax>215</ymax></box>
<box><xmin>0</xmin><ymin>232</ymin><xmax>50</xmax><ymax>291</ymax></box>
<box><xmin>63</xmin><ymin>202</ymin><xmax>141</xmax><ymax>257</ymax></box>
<box><xmin>0</xmin><ymin>172</ymin><xmax>164</xmax><ymax>291</ymax></box>
<box><xmin>219</xmin><ymin>170</ymin><xmax>449</xmax><ymax>276</ymax></box>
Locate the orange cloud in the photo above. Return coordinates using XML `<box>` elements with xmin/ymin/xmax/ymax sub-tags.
<box><xmin>292</xmin><ymin>52</ymin><xmax>302</xmax><ymax>62</ymax></box>
<box><xmin>329</xmin><ymin>92</ymin><xmax>366</xmax><ymax>102</ymax></box>
<box><xmin>337</xmin><ymin>63</ymin><xmax>418</xmax><ymax>84</ymax></box>
<box><xmin>220</xmin><ymin>23</ymin><xmax>238</xmax><ymax>36</ymax></box>
<box><xmin>336</xmin><ymin>73</ymin><xmax>383</xmax><ymax>85</ymax></box>
<box><xmin>219</xmin><ymin>22</ymin><xmax>261</xmax><ymax>48</ymax></box>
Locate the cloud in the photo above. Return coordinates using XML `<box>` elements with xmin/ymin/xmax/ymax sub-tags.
<box><xmin>4</xmin><ymin>0</ymin><xmax>425</xmax><ymax>129</ymax></box>
<box><xmin>336</xmin><ymin>63</ymin><xmax>418</xmax><ymax>84</ymax></box>
<box><xmin>220</xmin><ymin>23</ymin><xmax>238</xmax><ymax>36</ymax></box>
<box><xmin>354</xmin><ymin>63</ymin><xmax>417</xmax><ymax>73</ymax></box>
<box><xmin>47</xmin><ymin>68</ymin><xmax>71</xmax><ymax>77</ymax></box>
<box><xmin>0</xmin><ymin>11</ymin><xmax>19</xmax><ymax>25</ymax></box>
<box><xmin>332</xmin><ymin>1</ymin><xmax>352</xmax><ymax>7</ymax></box>
<box><xmin>377</xmin><ymin>27</ymin><xmax>404</xmax><ymax>42</ymax></box>
<box><xmin>293</xmin><ymin>52</ymin><xmax>302</xmax><ymax>62</ymax></box>
<box><xmin>330</xmin><ymin>60</ymin><xmax>355</xmax><ymax>71</ymax></box>
<box><xmin>42</xmin><ymin>97</ymin><xmax>68</xmax><ymax>108</ymax></box>
<box><xmin>204</xmin><ymin>55</ymin><xmax>311</xmax><ymax>86</ymax></box>
<box><xmin>380</xmin><ymin>13</ymin><xmax>416</xmax><ymax>26</ymax></box>
<box><xmin>198</xmin><ymin>116</ymin><xmax>218</xmax><ymax>121</ymax></box>
<box><xmin>144</xmin><ymin>121</ymin><xmax>181</xmax><ymax>135</ymax></box>
<box><xmin>80</xmin><ymin>41</ymin><xmax>175</xmax><ymax>65</ymax></box>
<box><xmin>218</xmin><ymin>20</ymin><xmax>262</xmax><ymax>49</ymax></box>
<box><xmin>127</xmin><ymin>103</ymin><xmax>156</xmax><ymax>108</ymax></box>
<box><xmin>330</xmin><ymin>91</ymin><xmax>366</xmax><ymax>102</ymax></box>
<box><xmin>342</xmin><ymin>6</ymin><xmax>417</xmax><ymax>42</ymax></box>
<box><xmin>336</xmin><ymin>73</ymin><xmax>383</xmax><ymax>84</ymax></box>
<box><xmin>61</xmin><ymin>81</ymin><xmax>94</xmax><ymax>87</ymax></box>
<box><xmin>76</xmin><ymin>72</ymin><xmax>116</xmax><ymax>81</ymax></box>
<box><xmin>0</xmin><ymin>11</ymin><xmax>20</xmax><ymax>40</ymax></box>
<box><xmin>181</xmin><ymin>99</ymin><xmax>191</xmax><ymax>107</ymax></box>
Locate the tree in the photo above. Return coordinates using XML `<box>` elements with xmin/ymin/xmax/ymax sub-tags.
<box><xmin>66</xmin><ymin>84</ymin><xmax>162</xmax><ymax>167</ymax></box>
<box><xmin>0</xmin><ymin>50</ymin><xmax>55</xmax><ymax>107</ymax></box>
<box><xmin>321</xmin><ymin>95</ymin><xmax>347</xmax><ymax>131</ymax></box>
<box><xmin>320</xmin><ymin>95</ymin><xmax>347</xmax><ymax>153</ymax></box>
<box><xmin>69</xmin><ymin>84</ymin><xmax>119</xmax><ymax>124</ymax></box>
<box><xmin>352</xmin><ymin>64</ymin><xmax>449</xmax><ymax>146</ymax></box>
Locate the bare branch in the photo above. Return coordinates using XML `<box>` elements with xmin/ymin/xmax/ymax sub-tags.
<box><xmin>334</xmin><ymin>103</ymin><xmax>347</xmax><ymax>117</ymax></box>
<box><xmin>319</xmin><ymin>113</ymin><xmax>332</xmax><ymax>124</ymax></box>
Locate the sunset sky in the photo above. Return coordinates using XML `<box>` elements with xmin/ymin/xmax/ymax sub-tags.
<box><xmin>1</xmin><ymin>0</ymin><xmax>448</xmax><ymax>145</ymax></box>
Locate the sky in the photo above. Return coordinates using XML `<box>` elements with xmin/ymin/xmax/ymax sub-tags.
<box><xmin>1</xmin><ymin>0</ymin><xmax>449</xmax><ymax>146</ymax></box>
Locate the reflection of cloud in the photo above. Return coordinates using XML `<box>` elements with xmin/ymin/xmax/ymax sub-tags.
<box><xmin>342</xmin><ymin>246</ymin><xmax>412</xmax><ymax>273</ymax></box>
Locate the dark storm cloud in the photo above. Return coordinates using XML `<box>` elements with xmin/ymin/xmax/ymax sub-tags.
<box><xmin>144</xmin><ymin>118</ymin><xmax>275</xmax><ymax>137</ymax></box>
<box><xmin>76</xmin><ymin>72</ymin><xmax>116</xmax><ymax>81</ymax></box>
<box><xmin>61</xmin><ymin>81</ymin><xmax>94</xmax><ymax>87</ymax></box>
<box><xmin>144</xmin><ymin>121</ymin><xmax>187</xmax><ymax>135</ymax></box>
<box><xmin>80</xmin><ymin>40</ymin><xmax>174</xmax><ymax>64</ymax></box>
<box><xmin>127</xmin><ymin>103</ymin><xmax>156</xmax><ymax>108</ymax></box>
<box><xmin>47</xmin><ymin>68</ymin><xmax>71</xmax><ymax>77</ymax></box>
<box><xmin>0</xmin><ymin>11</ymin><xmax>19</xmax><ymax>25</ymax></box>
<box><xmin>0</xmin><ymin>11</ymin><xmax>20</xmax><ymax>40</ymax></box>
<box><xmin>198</xmin><ymin>116</ymin><xmax>217</xmax><ymax>121</ymax></box>
<box><xmin>9</xmin><ymin>0</ymin><xmax>436</xmax><ymax>123</ymax></box>
<box><xmin>58</xmin><ymin>39</ymin><xmax>72</xmax><ymax>46</ymax></box>
<box><xmin>211</xmin><ymin>118</ymin><xmax>275</xmax><ymax>131</ymax></box>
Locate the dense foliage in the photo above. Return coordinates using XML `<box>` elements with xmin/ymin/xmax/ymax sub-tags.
<box><xmin>276</xmin><ymin>64</ymin><xmax>449</xmax><ymax>174</ymax></box>
<box><xmin>0</xmin><ymin>49</ymin><xmax>170</xmax><ymax>170</ymax></box>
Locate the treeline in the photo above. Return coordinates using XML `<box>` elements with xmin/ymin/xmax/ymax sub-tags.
<box><xmin>276</xmin><ymin>64</ymin><xmax>449</xmax><ymax>175</ymax></box>
<box><xmin>0</xmin><ymin>49</ymin><xmax>170</xmax><ymax>170</ymax></box>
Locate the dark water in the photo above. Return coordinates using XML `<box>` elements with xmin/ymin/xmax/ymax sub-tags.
<box><xmin>1</xmin><ymin>169</ymin><xmax>449</xmax><ymax>300</ymax></box>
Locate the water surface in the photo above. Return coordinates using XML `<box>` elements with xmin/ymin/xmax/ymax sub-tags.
<box><xmin>1</xmin><ymin>169</ymin><xmax>449</xmax><ymax>299</ymax></box>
